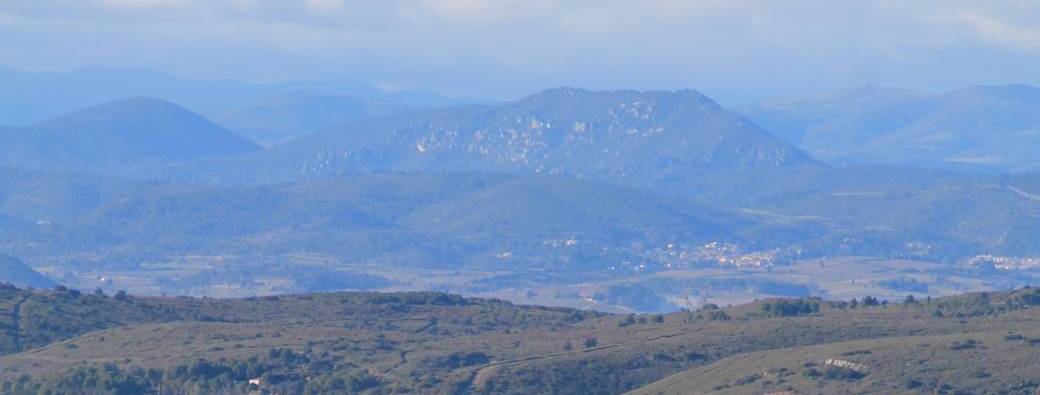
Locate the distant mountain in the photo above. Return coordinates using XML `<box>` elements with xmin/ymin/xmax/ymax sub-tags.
<box><xmin>739</xmin><ymin>87</ymin><xmax>933</xmax><ymax>146</ymax></box>
<box><xmin>176</xmin><ymin>88</ymin><xmax>818</xmax><ymax>185</ymax></box>
<box><xmin>740</xmin><ymin>85</ymin><xmax>1040</xmax><ymax>173</ymax></box>
<box><xmin>215</xmin><ymin>91</ymin><xmax>415</xmax><ymax>145</ymax></box>
<box><xmin>674</xmin><ymin>165</ymin><xmax>1040</xmax><ymax>260</ymax></box>
<box><xmin>0</xmin><ymin>65</ymin><xmax>487</xmax><ymax>126</ymax></box>
<box><xmin>0</xmin><ymin>255</ymin><xmax>54</xmax><ymax>288</ymax></box>
<box><xmin>0</xmin><ymin>98</ymin><xmax>261</xmax><ymax>172</ymax></box>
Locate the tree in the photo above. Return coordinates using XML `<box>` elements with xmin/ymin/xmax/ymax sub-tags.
<box><xmin>584</xmin><ymin>337</ymin><xmax>598</xmax><ymax>349</ymax></box>
<box><xmin>115</xmin><ymin>290</ymin><xmax>128</xmax><ymax>301</ymax></box>
<box><xmin>862</xmin><ymin>296</ymin><xmax>880</xmax><ymax>307</ymax></box>
<box><xmin>904</xmin><ymin>295</ymin><xmax>917</xmax><ymax>305</ymax></box>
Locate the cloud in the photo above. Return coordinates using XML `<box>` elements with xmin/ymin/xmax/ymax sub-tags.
<box><xmin>954</xmin><ymin>12</ymin><xmax>1040</xmax><ymax>52</ymax></box>
<box><xmin>99</xmin><ymin>0</ymin><xmax>190</xmax><ymax>9</ymax></box>
<box><xmin>304</xmin><ymin>0</ymin><xmax>344</xmax><ymax>13</ymax></box>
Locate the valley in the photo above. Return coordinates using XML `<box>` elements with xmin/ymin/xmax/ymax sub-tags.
<box><xmin>0</xmin><ymin>86</ymin><xmax>1038</xmax><ymax>316</ymax></box>
<box><xmin>6</xmin><ymin>3</ymin><xmax>1040</xmax><ymax>393</ymax></box>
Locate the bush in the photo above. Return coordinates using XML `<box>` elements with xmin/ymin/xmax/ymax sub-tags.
<box><xmin>903</xmin><ymin>378</ymin><xmax>924</xmax><ymax>389</ymax></box>
<box><xmin>584</xmin><ymin>337</ymin><xmax>598</xmax><ymax>349</ymax></box>
<box><xmin>436</xmin><ymin>352</ymin><xmax>490</xmax><ymax>369</ymax></box>
<box><xmin>823</xmin><ymin>367</ymin><xmax>865</xmax><ymax>381</ymax></box>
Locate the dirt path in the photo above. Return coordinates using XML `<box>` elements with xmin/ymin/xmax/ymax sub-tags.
<box><xmin>10</xmin><ymin>295</ymin><xmax>29</xmax><ymax>352</ymax></box>
<box><xmin>383</xmin><ymin>350</ymin><xmax>410</xmax><ymax>374</ymax></box>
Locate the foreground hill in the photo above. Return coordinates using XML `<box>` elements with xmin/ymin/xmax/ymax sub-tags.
<box><xmin>740</xmin><ymin>85</ymin><xmax>1040</xmax><ymax>172</ymax></box>
<box><xmin>168</xmin><ymin>88</ymin><xmax>818</xmax><ymax>184</ymax></box>
<box><xmin>1</xmin><ymin>286</ymin><xmax>1040</xmax><ymax>394</ymax></box>
<box><xmin>0</xmin><ymin>98</ymin><xmax>260</xmax><ymax>172</ymax></box>
<box><xmin>631</xmin><ymin>329</ymin><xmax>1040</xmax><ymax>394</ymax></box>
<box><xmin>215</xmin><ymin>91</ymin><xmax>415</xmax><ymax>145</ymax></box>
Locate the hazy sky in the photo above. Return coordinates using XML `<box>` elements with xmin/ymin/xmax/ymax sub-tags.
<box><xmin>2</xmin><ymin>0</ymin><xmax>1040</xmax><ymax>104</ymax></box>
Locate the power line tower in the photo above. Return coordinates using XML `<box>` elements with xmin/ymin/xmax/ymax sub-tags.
<box><xmin>681</xmin><ymin>285</ymin><xmax>696</xmax><ymax>312</ymax></box>
<box><xmin>699</xmin><ymin>283</ymin><xmax>712</xmax><ymax>308</ymax></box>
<box><xmin>680</xmin><ymin>284</ymin><xmax>697</xmax><ymax>322</ymax></box>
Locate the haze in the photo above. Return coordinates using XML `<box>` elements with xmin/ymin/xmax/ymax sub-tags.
<box><xmin>2</xmin><ymin>0</ymin><xmax>1040</xmax><ymax>103</ymax></box>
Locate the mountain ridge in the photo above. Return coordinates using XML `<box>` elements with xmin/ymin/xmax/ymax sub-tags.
<box><xmin>161</xmin><ymin>87</ymin><xmax>820</xmax><ymax>185</ymax></box>
<box><xmin>0</xmin><ymin>65</ymin><xmax>488</xmax><ymax>126</ymax></box>
<box><xmin>0</xmin><ymin>97</ymin><xmax>261</xmax><ymax>173</ymax></box>
<box><xmin>215</xmin><ymin>91</ymin><xmax>416</xmax><ymax>145</ymax></box>
<box><xmin>740</xmin><ymin>84</ymin><xmax>1040</xmax><ymax>173</ymax></box>
<box><xmin>0</xmin><ymin>255</ymin><xmax>55</xmax><ymax>288</ymax></box>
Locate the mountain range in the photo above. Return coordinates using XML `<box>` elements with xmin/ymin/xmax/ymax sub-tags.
<box><xmin>162</xmin><ymin>88</ymin><xmax>817</xmax><ymax>185</ymax></box>
<box><xmin>0</xmin><ymin>77</ymin><xmax>1036</xmax><ymax>311</ymax></box>
<box><xmin>0</xmin><ymin>65</ymin><xmax>484</xmax><ymax>126</ymax></box>
<box><xmin>740</xmin><ymin>84</ymin><xmax>1040</xmax><ymax>173</ymax></box>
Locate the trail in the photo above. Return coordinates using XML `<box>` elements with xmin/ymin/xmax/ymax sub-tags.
<box><xmin>413</xmin><ymin>320</ymin><xmax>438</xmax><ymax>334</ymax></box>
<box><xmin>458</xmin><ymin>329</ymin><xmax>690</xmax><ymax>394</ymax></box>
<box><xmin>383</xmin><ymin>350</ymin><xmax>409</xmax><ymax>374</ymax></box>
<box><xmin>10</xmin><ymin>295</ymin><xmax>28</xmax><ymax>352</ymax></box>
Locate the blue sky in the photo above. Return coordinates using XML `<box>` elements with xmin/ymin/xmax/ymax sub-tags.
<box><xmin>2</xmin><ymin>0</ymin><xmax>1040</xmax><ymax>104</ymax></box>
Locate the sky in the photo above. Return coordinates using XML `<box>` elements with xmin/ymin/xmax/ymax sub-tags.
<box><xmin>2</xmin><ymin>0</ymin><xmax>1040</xmax><ymax>104</ymax></box>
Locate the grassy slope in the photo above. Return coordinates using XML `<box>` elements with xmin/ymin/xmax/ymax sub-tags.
<box><xmin>1</xmin><ymin>286</ymin><xmax>1040</xmax><ymax>394</ymax></box>
<box><xmin>630</xmin><ymin>329</ymin><xmax>1040</xmax><ymax>395</ymax></box>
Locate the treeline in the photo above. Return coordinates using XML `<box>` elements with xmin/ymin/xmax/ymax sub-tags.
<box><xmin>760</xmin><ymin>299</ymin><xmax>820</xmax><ymax>317</ymax></box>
